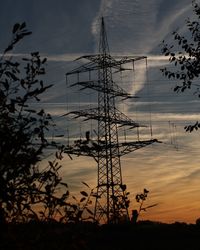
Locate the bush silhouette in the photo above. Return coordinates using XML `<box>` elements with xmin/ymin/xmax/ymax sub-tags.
<box><xmin>0</xmin><ymin>22</ymin><xmax>69</xmax><ymax>223</ymax></box>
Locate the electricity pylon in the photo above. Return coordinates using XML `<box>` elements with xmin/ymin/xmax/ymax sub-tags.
<box><xmin>64</xmin><ymin>17</ymin><xmax>159</xmax><ymax>224</ymax></box>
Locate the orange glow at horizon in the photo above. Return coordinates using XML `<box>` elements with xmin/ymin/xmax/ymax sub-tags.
<box><xmin>59</xmin><ymin>129</ymin><xmax>200</xmax><ymax>225</ymax></box>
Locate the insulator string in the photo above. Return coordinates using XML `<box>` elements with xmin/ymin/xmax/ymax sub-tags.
<box><xmin>168</xmin><ymin>121</ymin><xmax>179</xmax><ymax>151</ymax></box>
<box><xmin>120</xmin><ymin>70</ymin><xmax>127</xmax><ymax>143</ymax></box>
<box><xmin>132</xmin><ymin>60</ymin><xmax>140</xmax><ymax>141</ymax></box>
<box><xmin>145</xmin><ymin>58</ymin><xmax>153</xmax><ymax>139</ymax></box>
<box><xmin>65</xmin><ymin>75</ymin><xmax>70</xmax><ymax>145</ymax></box>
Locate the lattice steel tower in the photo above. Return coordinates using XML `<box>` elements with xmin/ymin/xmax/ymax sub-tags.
<box><xmin>64</xmin><ymin>17</ymin><xmax>158</xmax><ymax>224</ymax></box>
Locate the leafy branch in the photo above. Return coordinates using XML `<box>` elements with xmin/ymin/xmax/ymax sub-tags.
<box><xmin>131</xmin><ymin>189</ymin><xmax>158</xmax><ymax>223</ymax></box>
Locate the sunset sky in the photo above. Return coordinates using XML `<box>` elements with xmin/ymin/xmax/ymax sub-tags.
<box><xmin>1</xmin><ymin>0</ymin><xmax>200</xmax><ymax>224</ymax></box>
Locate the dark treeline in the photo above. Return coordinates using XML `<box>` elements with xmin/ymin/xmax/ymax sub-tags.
<box><xmin>1</xmin><ymin>220</ymin><xmax>200</xmax><ymax>250</ymax></box>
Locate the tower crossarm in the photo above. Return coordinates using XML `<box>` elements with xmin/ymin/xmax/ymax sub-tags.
<box><xmin>64</xmin><ymin>139</ymin><xmax>160</xmax><ymax>159</ymax></box>
<box><xmin>70</xmin><ymin>80</ymin><xmax>138</xmax><ymax>99</ymax></box>
<box><xmin>63</xmin><ymin>107</ymin><xmax>144</xmax><ymax>128</ymax></box>
<box><xmin>66</xmin><ymin>61</ymin><xmax>100</xmax><ymax>76</ymax></box>
<box><xmin>64</xmin><ymin>143</ymin><xmax>99</xmax><ymax>159</ymax></box>
<box><xmin>78</xmin><ymin>54</ymin><xmax>147</xmax><ymax>66</ymax></box>
<box><xmin>118</xmin><ymin>139</ymin><xmax>160</xmax><ymax>156</ymax></box>
<box><xmin>66</xmin><ymin>55</ymin><xmax>147</xmax><ymax>76</ymax></box>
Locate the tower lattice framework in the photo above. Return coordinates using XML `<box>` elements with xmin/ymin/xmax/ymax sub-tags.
<box><xmin>64</xmin><ymin>17</ymin><xmax>158</xmax><ymax>224</ymax></box>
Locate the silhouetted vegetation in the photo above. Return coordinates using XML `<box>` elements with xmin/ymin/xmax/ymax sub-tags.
<box><xmin>131</xmin><ymin>188</ymin><xmax>158</xmax><ymax>223</ymax></box>
<box><xmin>1</xmin><ymin>220</ymin><xmax>200</xmax><ymax>250</ymax></box>
<box><xmin>0</xmin><ymin>23</ymin><xmax>97</xmax><ymax>224</ymax></box>
<box><xmin>0</xmin><ymin>22</ymin><xmax>55</xmax><ymax>223</ymax></box>
<box><xmin>161</xmin><ymin>0</ymin><xmax>200</xmax><ymax>132</ymax></box>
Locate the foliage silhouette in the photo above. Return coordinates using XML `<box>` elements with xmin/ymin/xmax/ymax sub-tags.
<box><xmin>196</xmin><ymin>217</ymin><xmax>200</xmax><ymax>226</ymax></box>
<box><xmin>0</xmin><ymin>23</ymin><xmax>77</xmax><ymax>223</ymax></box>
<box><xmin>108</xmin><ymin>184</ymin><xmax>130</xmax><ymax>223</ymax></box>
<box><xmin>2</xmin><ymin>220</ymin><xmax>200</xmax><ymax>250</ymax></box>
<box><xmin>161</xmin><ymin>0</ymin><xmax>200</xmax><ymax>132</ymax></box>
<box><xmin>0</xmin><ymin>23</ymin><xmax>107</xmax><ymax>225</ymax></box>
<box><xmin>131</xmin><ymin>189</ymin><xmax>157</xmax><ymax>223</ymax></box>
<box><xmin>62</xmin><ymin>182</ymin><xmax>96</xmax><ymax>223</ymax></box>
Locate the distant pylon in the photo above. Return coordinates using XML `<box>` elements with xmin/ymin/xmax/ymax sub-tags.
<box><xmin>64</xmin><ymin>17</ymin><xmax>159</xmax><ymax>224</ymax></box>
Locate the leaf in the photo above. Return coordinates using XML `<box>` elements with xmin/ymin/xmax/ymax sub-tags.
<box><xmin>12</xmin><ymin>23</ymin><xmax>20</xmax><ymax>33</ymax></box>
<box><xmin>61</xmin><ymin>193</ymin><xmax>68</xmax><ymax>201</ymax></box>
<box><xmin>5</xmin><ymin>71</ymin><xmax>19</xmax><ymax>81</ymax></box>
<box><xmin>82</xmin><ymin>181</ymin><xmax>90</xmax><ymax>188</ymax></box>
<box><xmin>80</xmin><ymin>197</ymin><xmax>86</xmax><ymax>203</ymax></box>
<box><xmin>31</xmin><ymin>51</ymin><xmax>39</xmax><ymax>56</ymax></box>
<box><xmin>181</xmin><ymin>65</ymin><xmax>185</xmax><ymax>70</ymax></box>
<box><xmin>42</xmin><ymin>58</ymin><xmax>47</xmax><ymax>64</ymax></box>
<box><xmin>48</xmin><ymin>161</ymin><xmax>54</xmax><ymax>168</ymax></box>
<box><xmin>92</xmin><ymin>194</ymin><xmax>101</xmax><ymax>198</ymax></box>
<box><xmin>21</xmin><ymin>31</ymin><xmax>32</xmax><ymax>37</ymax></box>
<box><xmin>37</xmin><ymin>109</ymin><xmax>44</xmax><ymax>116</ymax></box>
<box><xmin>72</xmin><ymin>196</ymin><xmax>77</xmax><ymax>201</ymax></box>
<box><xmin>20</xmin><ymin>22</ymin><xmax>26</xmax><ymax>30</ymax></box>
<box><xmin>135</xmin><ymin>194</ymin><xmax>140</xmax><ymax>202</ymax></box>
<box><xmin>120</xmin><ymin>184</ymin><xmax>126</xmax><ymax>191</ymax></box>
<box><xmin>72</xmin><ymin>204</ymin><xmax>77</xmax><ymax>210</ymax></box>
<box><xmin>86</xmin><ymin>207</ymin><xmax>93</xmax><ymax>215</ymax></box>
<box><xmin>143</xmin><ymin>203</ymin><xmax>158</xmax><ymax>210</ymax></box>
<box><xmin>140</xmin><ymin>194</ymin><xmax>145</xmax><ymax>200</ymax></box>
<box><xmin>22</xmin><ymin>58</ymin><xmax>29</xmax><ymax>61</ymax></box>
<box><xmin>4</xmin><ymin>45</ymin><xmax>13</xmax><ymax>53</ymax></box>
<box><xmin>185</xmin><ymin>126</ymin><xmax>190</xmax><ymax>132</ymax></box>
<box><xmin>174</xmin><ymin>86</ymin><xmax>179</xmax><ymax>92</ymax></box>
<box><xmin>80</xmin><ymin>191</ymin><xmax>88</xmax><ymax>197</ymax></box>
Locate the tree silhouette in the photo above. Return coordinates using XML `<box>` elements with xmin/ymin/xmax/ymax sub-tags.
<box><xmin>161</xmin><ymin>0</ymin><xmax>200</xmax><ymax>132</ymax></box>
<box><xmin>0</xmin><ymin>22</ymin><xmax>62</xmax><ymax>222</ymax></box>
<box><xmin>0</xmin><ymin>23</ymin><xmax>99</xmax><ymax>224</ymax></box>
